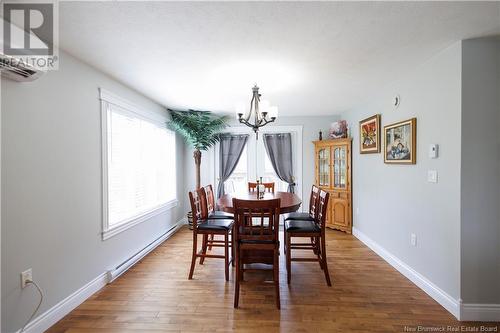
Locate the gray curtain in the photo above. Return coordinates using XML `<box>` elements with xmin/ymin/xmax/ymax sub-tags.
<box><xmin>217</xmin><ymin>134</ymin><xmax>249</xmax><ymax>198</ymax></box>
<box><xmin>263</xmin><ymin>133</ymin><xmax>296</xmax><ymax>193</ymax></box>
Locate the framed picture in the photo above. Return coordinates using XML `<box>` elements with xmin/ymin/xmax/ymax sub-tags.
<box><xmin>384</xmin><ymin>118</ymin><xmax>416</xmax><ymax>164</ymax></box>
<box><xmin>359</xmin><ymin>114</ymin><xmax>381</xmax><ymax>154</ymax></box>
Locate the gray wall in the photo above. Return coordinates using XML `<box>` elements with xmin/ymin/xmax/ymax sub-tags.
<box><xmin>341</xmin><ymin>42</ymin><xmax>463</xmax><ymax>300</ymax></box>
<box><xmin>183</xmin><ymin>116</ymin><xmax>338</xmax><ymax>212</ymax></box>
<box><xmin>461</xmin><ymin>37</ymin><xmax>500</xmax><ymax>304</ymax></box>
<box><xmin>1</xmin><ymin>51</ymin><xmax>185</xmax><ymax>332</ymax></box>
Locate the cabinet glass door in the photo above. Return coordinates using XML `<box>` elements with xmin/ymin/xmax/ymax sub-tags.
<box><xmin>317</xmin><ymin>148</ymin><xmax>330</xmax><ymax>187</ymax></box>
<box><xmin>333</xmin><ymin>146</ymin><xmax>347</xmax><ymax>189</ymax></box>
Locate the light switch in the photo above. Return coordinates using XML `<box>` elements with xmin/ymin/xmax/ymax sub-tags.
<box><xmin>429</xmin><ymin>144</ymin><xmax>439</xmax><ymax>158</ymax></box>
<box><xmin>427</xmin><ymin>170</ymin><xmax>438</xmax><ymax>183</ymax></box>
<box><xmin>410</xmin><ymin>233</ymin><xmax>417</xmax><ymax>247</ymax></box>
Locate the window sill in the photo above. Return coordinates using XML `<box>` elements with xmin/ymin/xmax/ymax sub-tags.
<box><xmin>102</xmin><ymin>199</ymin><xmax>178</xmax><ymax>240</ymax></box>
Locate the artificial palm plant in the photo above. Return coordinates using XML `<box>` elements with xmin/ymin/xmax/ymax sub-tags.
<box><xmin>167</xmin><ymin>110</ymin><xmax>228</xmax><ymax>189</ymax></box>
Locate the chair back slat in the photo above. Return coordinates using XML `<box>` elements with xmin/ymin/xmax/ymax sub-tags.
<box><xmin>248</xmin><ymin>182</ymin><xmax>275</xmax><ymax>193</ymax></box>
<box><xmin>203</xmin><ymin>184</ymin><xmax>216</xmax><ymax>213</ymax></box>
<box><xmin>233</xmin><ymin>198</ymin><xmax>280</xmax><ymax>243</ymax></box>
<box><xmin>309</xmin><ymin>185</ymin><xmax>321</xmax><ymax>218</ymax></box>
<box><xmin>316</xmin><ymin>189</ymin><xmax>330</xmax><ymax>229</ymax></box>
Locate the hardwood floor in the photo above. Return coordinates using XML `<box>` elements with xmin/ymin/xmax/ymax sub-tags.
<box><xmin>47</xmin><ymin>226</ymin><xmax>498</xmax><ymax>332</ymax></box>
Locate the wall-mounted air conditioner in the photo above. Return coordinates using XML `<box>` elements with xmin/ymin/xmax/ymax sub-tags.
<box><xmin>0</xmin><ymin>53</ymin><xmax>44</xmax><ymax>82</ymax></box>
<box><xmin>0</xmin><ymin>18</ymin><xmax>45</xmax><ymax>82</ymax></box>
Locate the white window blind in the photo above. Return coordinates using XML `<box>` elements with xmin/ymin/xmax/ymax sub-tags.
<box><xmin>101</xmin><ymin>89</ymin><xmax>177</xmax><ymax>239</ymax></box>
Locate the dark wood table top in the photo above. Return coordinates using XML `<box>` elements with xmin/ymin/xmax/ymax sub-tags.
<box><xmin>217</xmin><ymin>191</ymin><xmax>302</xmax><ymax>214</ymax></box>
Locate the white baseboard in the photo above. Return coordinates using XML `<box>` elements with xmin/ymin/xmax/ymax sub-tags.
<box><xmin>107</xmin><ymin>218</ymin><xmax>186</xmax><ymax>282</ymax></box>
<box><xmin>460</xmin><ymin>303</ymin><xmax>500</xmax><ymax>322</ymax></box>
<box><xmin>352</xmin><ymin>227</ymin><xmax>461</xmax><ymax>319</ymax></box>
<box><xmin>18</xmin><ymin>272</ymin><xmax>108</xmax><ymax>333</ymax></box>
<box><xmin>17</xmin><ymin>219</ymin><xmax>186</xmax><ymax>333</ymax></box>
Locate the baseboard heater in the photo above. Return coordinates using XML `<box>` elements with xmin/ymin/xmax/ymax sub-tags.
<box><xmin>107</xmin><ymin>221</ymin><xmax>184</xmax><ymax>283</ymax></box>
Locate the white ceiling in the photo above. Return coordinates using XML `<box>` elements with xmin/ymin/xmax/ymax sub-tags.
<box><xmin>59</xmin><ymin>1</ymin><xmax>500</xmax><ymax>116</ymax></box>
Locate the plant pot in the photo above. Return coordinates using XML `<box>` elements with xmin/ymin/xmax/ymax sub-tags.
<box><xmin>187</xmin><ymin>211</ymin><xmax>194</xmax><ymax>230</ymax></box>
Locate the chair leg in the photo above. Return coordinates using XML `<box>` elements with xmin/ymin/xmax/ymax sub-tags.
<box><xmin>239</xmin><ymin>250</ymin><xmax>244</xmax><ymax>282</ymax></box>
<box><xmin>320</xmin><ymin>234</ymin><xmax>332</xmax><ymax>286</ymax></box>
<box><xmin>316</xmin><ymin>236</ymin><xmax>323</xmax><ymax>270</ymax></box>
<box><xmin>283</xmin><ymin>228</ymin><xmax>287</xmax><ymax>252</ymax></box>
<box><xmin>286</xmin><ymin>233</ymin><xmax>291</xmax><ymax>285</ymax></box>
<box><xmin>224</xmin><ymin>231</ymin><xmax>229</xmax><ymax>281</ymax></box>
<box><xmin>199</xmin><ymin>234</ymin><xmax>208</xmax><ymax>265</ymax></box>
<box><xmin>231</xmin><ymin>231</ymin><xmax>235</xmax><ymax>267</ymax></box>
<box><xmin>208</xmin><ymin>233</ymin><xmax>214</xmax><ymax>250</ymax></box>
<box><xmin>188</xmin><ymin>232</ymin><xmax>198</xmax><ymax>280</ymax></box>
<box><xmin>311</xmin><ymin>237</ymin><xmax>319</xmax><ymax>254</ymax></box>
<box><xmin>274</xmin><ymin>247</ymin><xmax>281</xmax><ymax>309</ymax></box>
<box><xmin>234</xmin><ymin>246</ymin><xmax>240</xmax><ymax>308</ymax></box>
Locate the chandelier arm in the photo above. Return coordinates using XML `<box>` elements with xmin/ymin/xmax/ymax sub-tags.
<box><xmin>261</xmin><ymin>117</ymin><xmax>276</xmax><ymax>126</ymax></box>
<box><xmin>245</xmin><ymin>93</ymin><xmax>255</xmax><ymax>122</ymax></box>
<box><xmin>238</xmin><ymin>118</ymin><xmax>251</xmax><ymax>127</ymax></box>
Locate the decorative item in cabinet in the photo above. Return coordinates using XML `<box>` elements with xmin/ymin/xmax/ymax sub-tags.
<box><xmin>329</xmin><ymin>120</ymin><xmax>348</xmax><ymax>139</ymax></box>
<box><xmin>313</xmin><ymin>138</ymin><xmax>352</xmax><ymax>234</ymax></box>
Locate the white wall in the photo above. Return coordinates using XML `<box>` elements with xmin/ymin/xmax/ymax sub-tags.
<box><xmin>1</xmin><ymin>51</ymin><xmax>185</xmax><ymax>333</ymax></box>
<box><xmin>341</xmin><ymin>42</ymin><xmax>463</xmax><ymax>304</ymax></box>
<box><xmin>0</xmin><ymin>58</ymin><xmax>2</xmax><ymax>331</ymax></box>
<box><xmin>461</xmin><ymin>37</ymin><xmax>500</xmax><ymax>305</ymax></box>
<box><xmin>183</xmin><ymin>116</ymin><xmax>338</xmax><ymax>212</ymax></box>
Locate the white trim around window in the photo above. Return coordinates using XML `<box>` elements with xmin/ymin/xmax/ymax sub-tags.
<box><xmin>99</xmin><ymin>88</ymin><xmax>178</xmax><ymax>240</ymax></box>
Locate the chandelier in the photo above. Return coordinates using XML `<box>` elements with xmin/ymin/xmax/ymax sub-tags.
<box><xmin>237</xmin><ymin>84</ymin><xmax>278</xmax><ymax>139</ymax></box>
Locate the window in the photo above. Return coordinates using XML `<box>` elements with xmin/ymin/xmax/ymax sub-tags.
<box><xmin>215</xmin><ymin>126</ymin><xmax>302</xmax><ymax>200</ymax></box>
<box><xmin>100</xmin><ymin>89</ymin><xmax>177</xmax><ymax>239</ymax></box>
<box><xmin>223</xmin><ymin>134</ymin><xmax>288</xmax><ymax>193</ymax></box>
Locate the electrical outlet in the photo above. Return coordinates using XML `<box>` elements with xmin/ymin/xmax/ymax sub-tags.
<box><xmin>356</xmin><ymin>207</ymin><xmax>360</xmax><ymax>215</ymax></box>
<box><xmin>21</xmin><ymin>269</ymin><xmax>32</xmax><ymax>289</ymax></box>
<box><xmin>410</xmin><ymin>233</ymin><xmax>417</xmax><ymax>247</ymax></box>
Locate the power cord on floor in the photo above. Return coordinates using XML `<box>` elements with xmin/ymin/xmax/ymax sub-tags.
<box><xmin>20</xmin><ymin>279</ymin><xmax>44</xmax><ymax>333</ymax></box>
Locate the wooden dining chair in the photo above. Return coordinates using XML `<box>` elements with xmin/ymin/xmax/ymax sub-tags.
<box><xmin>283</xmin><ymin>185</ymin><xmax>321</xmax><ymax>257</ymax></box>
<box><xmin>188</xmin><ymin>188</ymin><xmax>233</xmax><ymax>281</ymax></box>
<box><xmin>283</xmin><ymin>185</ymin><xmax>320</xmax><ymax>222</ymax></box>
<box><xmin>233</xmin><ymin>198</ymin><xmax>281</xmax><ymax>309</ymax></box>
<box><xmin>203</xmin><ymin>184</ymin><xmax>233</xmax><ymax>253</ymax></box>
<box><xmin>248</xmin><ymin>181</ymin><xmax>275</xmax><ymax>193</ymax></box>
<box><xmin>204</xmin><ymin>185</ymin><xmax>234</xmax><ymax>220</ymax></box>
<box><xmin>285</xmin><ymin>189</ymin><xmax>331</xmax><ymax>286</ymax></box>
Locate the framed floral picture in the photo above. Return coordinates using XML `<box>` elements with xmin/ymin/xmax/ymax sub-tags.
<box><xmin>384</xmin><ymin>118</ymin><xmax>417</xmax><ymax>164</ymax></box>
<box><xmin>359</xmin><ymin>114</ymin><xmax>381</xmax><ymax>154</ymax></box>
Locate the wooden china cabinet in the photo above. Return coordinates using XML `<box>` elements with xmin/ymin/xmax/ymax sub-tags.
<box><xmin>313</xmin><ymin>138</ymin><xmax>352</xmax><ymax>234</ymax></box>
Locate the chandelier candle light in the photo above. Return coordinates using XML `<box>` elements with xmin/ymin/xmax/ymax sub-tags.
<box><xmin>237</xmin><ymin>84</ymin><xmax>278</xmax><ymax>139</ymax></box>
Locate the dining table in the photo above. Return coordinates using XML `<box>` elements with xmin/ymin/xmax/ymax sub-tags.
<box><xmin>216</xmin><ymin>191</ymin><xmax>302</xmax><ymax>214</ymax></box>
<box><xmin>217</xmin><ymin>190</ymin><xmax>302</xmax><ymax>266</ymax></box>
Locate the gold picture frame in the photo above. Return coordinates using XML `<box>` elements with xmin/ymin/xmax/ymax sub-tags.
<box><xmin>384</xmin><ymin>118</ymin><xmax>416</xmax><ymax>164</ymax></box>
<box><xmin>359</xmin><ymin>114</ymin><xmax>381</xmax><ymax>154</ymax></box>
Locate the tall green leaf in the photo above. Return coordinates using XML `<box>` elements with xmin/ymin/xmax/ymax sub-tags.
<box><xmin>167</xmin><ymin>109</ymin><xmax>229</xmax><ymax>151</ymax></box>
